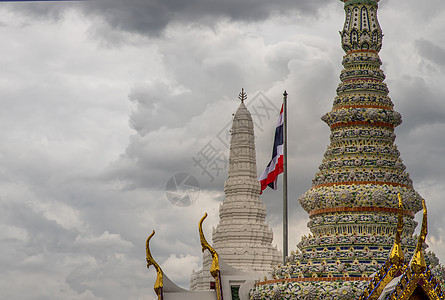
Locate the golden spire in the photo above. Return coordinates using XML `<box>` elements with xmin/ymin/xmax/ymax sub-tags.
<box><xmin>146</xmin><ymin>230</ymin><xmax>163</xmax><ymax>299</ymax></box>
<box><xmin>411</xmin><ymin>199</ymin><xmax>428</xmax><ymax>274</ymax></box>
<box><xmin>238</xmin><ymin>88</ymin><xmax>247</xmax><ymax>103</ymax></box>
<box><xmin>389</xmin><ymin>193</ymin><xmax>404</xmax><ymax>265</ymax></box>
<box><xmin>199</xmin><ymin>213</ymin><xmax>223</xmax><ymax>300</ymax></box>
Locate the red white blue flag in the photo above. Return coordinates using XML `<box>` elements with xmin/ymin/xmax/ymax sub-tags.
<box><xmin>259</xmin><ymin>104</ymin><xmax>284</xmax><ymax>194</ymax></box>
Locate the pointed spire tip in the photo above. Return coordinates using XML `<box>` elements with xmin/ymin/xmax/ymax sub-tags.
<box><xmin>238</xmin><ymin>88</ymin><xmax>247</xmax><ymax>103</ymax></box>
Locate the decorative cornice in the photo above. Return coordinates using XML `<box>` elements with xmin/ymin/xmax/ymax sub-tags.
<box><xmin>346</xmin><ymin>49</ymin><xmax>379</xmax><ymax>54</ymax></box>
<box><xmin>333</xmin><ymin>104</ymin><xmax>390</xmax><ymax>110</ymax></box>
<box><xmin>342</xmin><ymin>0</ymin><xmax>379</xmax><ymax>6</ymax></box>
<box><xmin>312</xmin><ymin>181</ymin><xmax>411</xmax><ymax>189</ymax></box>
<box><xmin>330</xmin><ymin>121</ymin><xmax>394</xmax><ymax>129</ymax></box>
<box><xmin>323</xmin><ymin>107</ymin><xmax>401</xmax><ymax>127</ymax></box>
<box><xmin>256</xmin><ymin>276</ymin><xmax>371</xmax><ymax>286</ymax></box>
<box><xmin>309</xmin><ymin>206</ymin><xmax>415</xmax><ymax>218</ymax></box>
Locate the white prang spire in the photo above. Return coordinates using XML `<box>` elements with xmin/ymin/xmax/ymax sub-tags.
<box><xmin>190</xmin><ymin>90</ymin><xmax>281</xmax><ymax>291</ymax></box>
<box><xmin>224</xmin><ymin>89</ymin><xmax>261</xmax><ymax>197</ymax></box>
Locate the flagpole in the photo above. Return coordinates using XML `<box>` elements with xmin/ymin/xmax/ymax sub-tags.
<box><xmin>282</xmin><ymin>90</ymin><xmax>288</xmax><ymax>263</ymax></box>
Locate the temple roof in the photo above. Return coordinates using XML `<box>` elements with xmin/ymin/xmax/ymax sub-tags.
<box><xmin>360</xmin><ymin>199</ymin><xmax>444</xmax><ymax>300</ymax></box>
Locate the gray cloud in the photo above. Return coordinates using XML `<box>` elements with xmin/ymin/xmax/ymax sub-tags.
<box><xmin>392</xmin><ymin>75</ymin><xmax>445</xmax><ymax>129</ymax></box>
<box><xmin>5</xmin><ymin>0</ymin><xmax>326</xmax><ymax>38</ymax></box>
<box><xmin>2</xmin><ymin>1</ymin><xmax>79</xmax><ymax>23</ymax></box>
<box><xmin>415</xmin><ymin>38</ymin><xmax>445</xmax><ymax>68</ymax></box>
<box><xmin>84</xmin><ymin>0</ymin><xmax>325</xmax><ymax>36</ymax></box>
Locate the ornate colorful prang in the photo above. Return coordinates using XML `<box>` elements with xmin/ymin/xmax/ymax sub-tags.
<box><xmin>295</xmin><ymin>0</ymin><xmax>423</xmax><ymax>283</ymax></box>
<box><xmin>250</xmin><ymin>0</ymin><xmax>442</xmax><ymax>298</ymax></box>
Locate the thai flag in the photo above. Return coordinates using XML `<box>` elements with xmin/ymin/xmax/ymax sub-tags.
<box><xmin>259</xmin><ymin>104</ymin><xmax>284</xmax><ymax>194</ymax></box>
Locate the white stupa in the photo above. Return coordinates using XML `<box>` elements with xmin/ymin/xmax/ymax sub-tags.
<box><xmin>190</xmin><ymin>89</ymin><xmax>281</xmax><ymax>291</ymax></box>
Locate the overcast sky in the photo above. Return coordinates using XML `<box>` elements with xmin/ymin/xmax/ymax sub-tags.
<box><xmin>1</xmin><ymin>0</ymin><xmax>444</xmax><ymax>299</ymax></box>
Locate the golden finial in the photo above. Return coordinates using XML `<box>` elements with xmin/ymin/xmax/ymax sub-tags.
<box><xmin>199</xmin><ymin>213</ymin><xmax>223</xmax><ymax>300</ymax></box>
<box><xmin>238</xmin><ymin>88</ymin><xmax>247</xmax><ymax>103</ymax></box>
<box><xmin>146</xmin><ymin>230</ymin><xmax>163</xmax><ymax>299</ymax></box>
<box><xmin>411</xmin><ymin>199</ymin><xmax>427</xmax><ymax>274</ymax></box>
<box><xmin>389</xmin><ymin>193</ymin><xmax>404</xmax><ymax>265</ymax></box>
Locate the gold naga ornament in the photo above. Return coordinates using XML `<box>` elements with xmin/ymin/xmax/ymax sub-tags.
<box><xmin>389</xmin><ymin>193</ymin><xmax>405</xmax><ymax>266</ymax></box>
<box><xmin>411</xmin><ymin>198</ymin><xmax>428</xmax><ymax>275</ymax></box>
<box><xmin>199</xmin><ymin>213</ymin><xmax>223</xmax><ymax>300</ymax></box>
<box><xmin>146</xmin><ymin>230</ymin><xmax>164</xmax><ymax>300</ymax></box>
